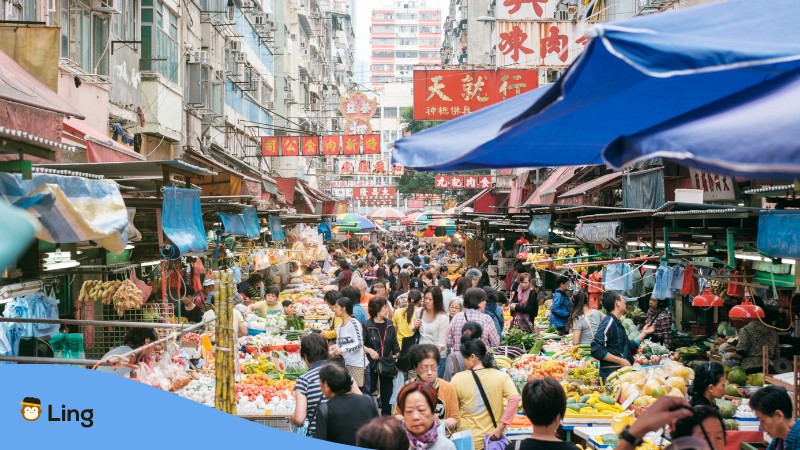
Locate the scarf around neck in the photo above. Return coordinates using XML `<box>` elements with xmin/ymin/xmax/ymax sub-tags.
<box><xmin>406</xmin><ymin>421</ymin><xmax>440</xmax><ymax>450</ymax></box>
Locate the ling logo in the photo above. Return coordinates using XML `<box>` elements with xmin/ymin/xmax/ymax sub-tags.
<box><xmin>21</xmin><ymin>397</ymin><xmax>42</xmax><ymax>421</ymax></box>
<box><xmin>19</xmin><ymin>397</ymin><xmax>94</xmax><ymax>428</ymax></box>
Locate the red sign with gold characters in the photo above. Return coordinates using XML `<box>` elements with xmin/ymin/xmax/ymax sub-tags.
<box><xmin>363</xmin><ymin>134</ymin><xmax>381</xmax><ymax>154</ymax></box>
<box><xmin>352</xmin><ymin>186</ymin><xmax>397</xmax><ymax>200</ymax></box>
<box><xmin>342</xmin><ymin>135</ymin><xmax>361</xmax><ymax>155</ymax></box>
<box><xmin>302</xmin><ymin>136</ymin><xmax>319</xmax><ymax>156</ymax></box>
<box><xmin>281</xmin><ymin>136</ymin><xmax>299</xmax><ymax>156</ymax></box>
<box><xmin>259</xmin><ymin>134</ymin><xmax>382</xmax><ymax>157</ymax></box>
<box><xmin>261</xmin><ymin>137</ymin><xmax>279</xmax><ymax>157</ymax></box>
<box><xmin>435</xmin><ymin>174</ymin><xmax>494</xmax><ymax>189</ymax></box>
<box><xmin>322</xmin><ymin>135</ymin><xmax>340</xmax><ymax>155</ymax></box>
<box><xmin>413</xmin><ymin>69</ymin><xmax>539</xmax><ymax>120</ymax></box>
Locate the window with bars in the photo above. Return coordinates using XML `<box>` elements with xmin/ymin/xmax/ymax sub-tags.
<box><xmin>141</xmin><ymin>0</ymin><xmax>179</xmax><ymax>84</ymax></box>
<box><xmin>111</xmin><ymin>0</ymin><xmax>136</xmax><ymax>40</ymax></box>
<box><xmin>59</xmin><ymin>0</ymin><xmax>110</xmax><ymax>75</ymax></box>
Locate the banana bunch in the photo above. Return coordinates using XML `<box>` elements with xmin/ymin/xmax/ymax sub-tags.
<box><xmin>496</xmin><ymin>355</ymin><xmax>513</xmax><ymax>369</ymax></box>
<box><xmin>568</xmin><ymin>365</ymin><xmax>599</xmax><ymax>385</ymax></box>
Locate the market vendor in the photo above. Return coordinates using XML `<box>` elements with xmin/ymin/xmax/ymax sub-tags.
<box><xmin>645</xmin><ymin>296</ymin><xmax>673</xmax><ymax>348</ymax></box>
<box><xmin>177</xmin><ymin>292</ymin><xmax>204</xmax><ymax>323</ymax></box>
<box><xmin>591</xmin><ymin>291</ymin><xmax>655</xmax><ymax>382</ymax></box>
<box><xmin>97</xmin><ymin>327</ymin><xmax>158</xmax><ymax>377</ymax></box>
<box><xmin>249</xmin><ymin>286</ymin><xmax>283</xmax><ymax>316</ymax></box>
<box><xmin>195</xmin><ymin>278</ymin><xmax>215</xmax><ymax>310</ymax></box>
<box><xmin>725</xmin><ymin>302</ymin><xmax>779</xmax><ymax>374</ymax></box>
<box><xmin>238</xmin><ymin>273</ymin><xmax>264</xmax><ymax>299</ymax></box>
<box><xmin>550</xmin><ymin>276</ymin><xmax>573</xmax><ymax>335</ymax></box>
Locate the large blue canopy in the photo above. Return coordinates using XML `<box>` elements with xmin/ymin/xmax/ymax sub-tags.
<box><xmin>392</xmin><ymin>0</ymin><xmax>800</xmax><ymax>173</ymax></box>
<box><xmin>605</xmin><ymin>67</ymin><xmax>800</xmax><ymax>178</ymax></box>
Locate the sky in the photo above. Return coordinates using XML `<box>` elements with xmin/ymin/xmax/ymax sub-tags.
<box><xmin>352</xmin><ymin>0</ymin><xmax>450</xmax><ymax>62</ymax></box>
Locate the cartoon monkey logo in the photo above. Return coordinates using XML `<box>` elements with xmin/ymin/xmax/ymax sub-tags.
<box><xmin>21</xmin><ymin>397</ymin><xmax>42</xmax><ymax>421</ymax></box>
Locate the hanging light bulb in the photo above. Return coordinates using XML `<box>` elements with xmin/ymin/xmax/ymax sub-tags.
<box><xmin>691</xmin><ymin>287</ymin><xmax>723</xmax><ymax>307</ymax></box>
<box><xmin>226</xmin><ymin>0</ymin><xmax>235</xmax><ymax>21</ymax></box>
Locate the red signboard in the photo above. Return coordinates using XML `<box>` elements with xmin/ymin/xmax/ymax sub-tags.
<box><xmin>435</xmin><ymin>174</ymin><xmax>493</xmax><ymax>190</ymax></box>
<box><xmin>361</xmin><ymin>199</ymin><xmax>394</xmax><ymax>206</ymax></box>
<box><xmin>352</xmin><ymin>186</ymin><xmax>396</xmax><ymax>200</ymax></box>
<box><xmin>363</xmin><ymin>134</ymin><xmax>381</xmax><ymax>154</ymax></box>
<box><xmin>413</xmin><ymin>69</ymin><xmax>539</xmax><ymax>120</ymax></box>
<box><xmin>261</xmin><ymin>137</ymin><xmax>278</xmax><ymax>157</ymax></box>
<box><xmin>281</xmin><ymin>136</ymin><xmax>299</xmax><ymax>156</ymax></box>
<box><xmin>302</xmin><ymin>136</ymin><xmax>319</xmax><ymax>156</ymax></box>
<box><xmin>407</xmin><ymin>199</ymin><xmax>425</xmax><ymax>208</ymax></box>
<box><xmin>342</xmin><ymin>135</ymin><xmax>361</xmax><ymax>155</ymax></box>
<box><xmin>322</xmin><ymin>135</ymin><xmax>340</xmax><ymax>155</ymax></box>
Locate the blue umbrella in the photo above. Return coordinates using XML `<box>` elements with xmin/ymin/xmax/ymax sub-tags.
<box><xmin>604</xmin><ymin>67</ymin><xmax>800</xmax><ymax>178</ymax></box>
<box><xmin>392</xmin><ymin>0</ymin><xmax>800</xmax><ymax>172</ymax></box>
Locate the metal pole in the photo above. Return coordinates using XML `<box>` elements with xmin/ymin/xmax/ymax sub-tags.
<box><xmin>0</xmin><ymin>356</ymin><xmax>117</xmax><ymax>366</ymax></box>
<box><xmin>0</xmin><ymin>317</ymin><xmax>194</xmax><ymax>329</ymax></box>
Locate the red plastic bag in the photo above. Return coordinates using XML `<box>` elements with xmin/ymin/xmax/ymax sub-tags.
<box><xmin>131</xmin><ymin>270</ymin><xmax>153</xmax><ymax>302</ymax></box>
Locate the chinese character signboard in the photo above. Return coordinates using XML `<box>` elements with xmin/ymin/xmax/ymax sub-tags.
<box><xmin>281</xmin><ymin>136</ymin><xmax>300</xmax><ymax>156</ymax></box>
<box><xmin>340</xmin><ymin>90</ymin><xmax>378</xmax><ymax>135</ymax></box>
<box><xmin>322</xmin><ymin>135</ymin><xmax>340</xmax><ymax>155</ymax></box>
<box><xmin>434</xmin><ymin>174</ymin><xmax>493</xmax><ymax>189</ymax></box>
<box><xmin>689</xmin><ymin>169</ymin><xmax>737</xmax><ymax>202</ymax></box>
<box><xmin>496</xmin><ymin>0</ymin><xmax>559</xmax><ymax>20</ymax></box>
<box><xmin>260</xmin><ymin>135</ymin><xmax>384</xmax><ymax>156</ymax></box>
<box><xmin>413</xmin><ymin>69</ymin><xmax>539</xmax><ymax>120</ymax></box>
<box><xmin>496</xmin><ymin>21</ymin><xmax>592</xmax><ymax>68</ymax></box>
<box><xmin>363</xmin><ymin>134</ymin><xmax>381</xmax><ymax>154</ymax></box>
<box><xmin>261</xmin><ymin>137</ymin><xmax>278</xmax><ymax>157</ymax></box>
<box><xmin>342</xmin><ymin>135</ymin><xmax>361</xmax><ymax>155</ymax></box>
<box><xmin>302</xmin><ymin>136</ymin><xmax>319</xmax><ymax>156</ymax></box>
<box><xmin>352</xmin><ymin>186</ymin><xmax>397</xmax><ymax>200</ymax></box>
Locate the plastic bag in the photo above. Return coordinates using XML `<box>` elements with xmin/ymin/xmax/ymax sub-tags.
<box><xmin>131</xmin><ymin>269</ymin><xmax>153</xmax><ymax>302</ymax></box>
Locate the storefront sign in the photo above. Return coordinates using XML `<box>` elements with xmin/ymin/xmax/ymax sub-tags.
<box><xmin>340</xmin><ymin>90</ymin><xmax>378</xmax><ymax>135</ymax></box>
<box><xmin>689</xmin><ymin>169</ymin><xmax>737</xmax><ymax>202</ymax></box>
<box><xmin>495</xmin><ymin>21</ymin><xmax>592</xmax><ymax>68</ymax></box>
<box><xmin>260</xmin><ymin>134</ymin><xmax>382</xmax><ymax>157</ymax></box>
<box><xmin>360</xmin><ymin>199</ymin><xmax>394</xmax><ymax>206</ymax></box>
<box><xmin>435</xmin><ymin>174</ymin><xmax>494</xmax><ymax>189</ymax></box>
<box><xmin>352</xmin><ymin>186</ymin><xmax>397</xmax><ymax>200</ymax></box>
<box><xmin>497</xmin><ymin>0</ymin><xmax>560</xmax><ymax>20</ymax></box>
<box><xmin>413</xmin><ymin>69</ymin><xmax>539</xmax><ymax>120</ymax></box>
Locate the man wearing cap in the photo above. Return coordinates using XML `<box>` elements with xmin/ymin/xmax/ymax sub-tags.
<box><xmin>195</xmin><ymin>278</ymin><xmax>216</xmax><ymax>310</ymax></box>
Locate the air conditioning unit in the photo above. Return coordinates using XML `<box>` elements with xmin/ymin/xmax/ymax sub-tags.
<box><xmin>253</xmin><ymin>14</ymin><xmax>266</xmax><ymax>25</ymax></box>
<box><xmin>264</xmin><ymin>101</ymin><xmax>275</xmax><ymax>109</ymax></box>
<box><xmin>194</xmin><ymin>50</ymin><xmax>210</xmax><ymax>65</ymax></box>
<box><xmin>235</xmin><ymin>52</ymin><xmax>248</xmax><ymax>64</ymax></box>
<box><xmin>92</xmin><ymin>0</ymin><xmax>120</xmax><ymax>13</ymax></box>
<box><xmin>229</xmin><ymin>40</ymin><xmax>241</xmax><ymax>52</ymax></box>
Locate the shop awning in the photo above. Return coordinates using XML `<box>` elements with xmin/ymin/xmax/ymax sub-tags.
<box><xmin>160</xmin><ymin>187</ymin><xmax>207</xmax><ymax>258</ymax></box>
<box><xmin>63</xmin><ymin>117</ymin><xmax>145</xmax><ymax>162</ymax></box>
<box><xmin>458</xmin><ymin>189</ymin><xmax>491</xmax><ymax>210</ymax></box>
<box><xmin>392</xmin><ymin>0</ymin><xmax>800</xmax><ymax>172</ymax></box>
<box><xmin>524</xmin><ymin>166</ymin><xmax>587</xmax><ymax>206</ymax></box>
<box><xmin>558</xmin><ymin>172</ymin><xmax>623</xmax><ymax>201</ymax></box>
<box><xmin>0</xmin><ymin>172</ymin><xmax>129</xmax><ymax>253</ymax></box>
<box><xmin>40</xmin><ymin>160</ymin><xmax>217</xmax><ymax>178</ymax></box>
<box><xmin>0</xmin><ymin>49</ymin><xmax>83</xmax><ymax>119</ymax></box>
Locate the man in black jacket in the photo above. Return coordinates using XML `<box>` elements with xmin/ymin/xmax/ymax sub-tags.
<box><xmin>592</xmin><ymin>290</ymin><xmax>655</xmax><ymax>382</ymax></box>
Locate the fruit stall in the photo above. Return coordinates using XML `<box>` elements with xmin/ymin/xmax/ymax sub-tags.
<box><xmin>172</xmin><ymin>270</ymin><xmax>335</xmax><ymax>427</ymax></box>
